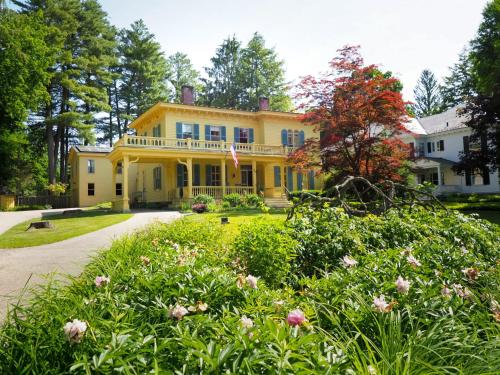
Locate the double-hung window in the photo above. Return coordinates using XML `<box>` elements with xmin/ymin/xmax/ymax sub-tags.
<box><xmin>287</xmin><ymin>130</ymin><xmax>301</xmax><ymax>147</ymax></box>
<box><xmin>437</xmin><ymin>140</ymin><xmax>444</xmax><ymax>151</ymax></box>
<box><xmin>117</xmin><ymin>162</ymin><xmax>122</xmax><ymax>174</ymax></box>
<box><xmin>87</xmin><ymin>159</ymin><xmax>95</xmax><ymax>174</ymax></box>
<box><xmin>209</xmin><ymin>126</ymin><xmax>221</xmax><ymax>141</ymax></box>
<box><xmin>182</xmin><ymin>124</ymin><xmax>192</xmax><ymax>139</ymax></box>
<box><xmin>211</xmin><ymin>166</ymin><xmax>221</xmax><ymax>186</ymax></box>
<box><xmin>153</xmin><ymin>167</ymin><xmax>162</xmax><ymax>190</ymax></box>
<box><xmin>239</xmin><ymin>128</ymin><xmax>249</xmax><ymax>143</ymax></box>
<box><xmin>88</xmin><ymin>183</ymin><xmax>95</xmax><ymax>196</ymax></box>
<box><xmin>152</xmin><ymin>124</ymin><xmax>161</xmax><ymax>137</ymax></box>
<box><xmin>115</xmin><ymin>183</ymin><xmax>122</xmax><ymax>196</ymax></box>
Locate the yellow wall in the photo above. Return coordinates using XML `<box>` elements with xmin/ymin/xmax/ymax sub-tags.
<box><xmin>73</xmin><ymin>153</ymin><xmax>136</xmax><ymax>207</ymax></box>
<box><xmin>135</xmin><ymin>106</ymin><xmax>317</xmax><ymax>147</ymax></box>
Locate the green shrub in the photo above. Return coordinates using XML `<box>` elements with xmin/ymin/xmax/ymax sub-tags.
<box><xmin>223</xmin><ymin>193</ymin><xmax>243</xmax><ymax>207</ymax></box>
<box><xmin>192</xmin><ymin>194</ymin><xmax>215</xmax><ymax>205</ymax></box>
<box><xmin>221</xmin><ymin>201</ymin><xmax>231</xmax><ymax>210</ymax></box>
<box><xmin>233</xmin><ymin>219</ymin><xmax>296</xmax><ymax>287</ymax></box>
<box><xmin>243</xmin><ymin>193</ymin><xmax>263</xmax><ymax>207</ymax></box>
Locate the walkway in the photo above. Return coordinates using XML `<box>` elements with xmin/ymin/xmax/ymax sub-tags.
<box><xmin>0</xmin><ymin>210</ymin><xmax>181</xmax><ymax>321</ymax></box>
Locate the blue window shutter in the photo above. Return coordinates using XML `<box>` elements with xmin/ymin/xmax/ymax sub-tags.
<box><xmin>249</xmin><ymin>128</ymin><xmax>254</xmax><ymax>143</ymax></box>
<box><xmin>206</xmin><ymin>165</ymin><xmax>212</xmax><ymax>186</ymax></box>
<box><xmin>274</xmin><ymin>166</ymin><xmax>281</xmax><ymax>187</ymax></box>
<box><xmin>176</xmin><ymin>164</ymin><xmax>183</xmax><ymax>187</ymax></box>
<box><xmin>287</xmin><ymin>167</ymin><xmax>293</xmax><ymax>191</ymax></box>
<box><xmin>221</xmin><ymin>126</ymin><xmax>226</xmax><ymax>141</ymax></box>
<box><xmin>205</xmin><ymin>125</ymin><xmax>210</xmax><ymax>140</ymax></box>
<box><xmin>193</xmin><ymin>124</ymin><xmax>199</xmax><ymax>140</ymax></box>
<box><xmin>297</xmin><ymin>173</ymin><xmax>303</xmax><ymax>191</ymax></box>
<box><xmin>234</xmin><ymin>127</ymin><xmax>240</xmax><ymax>143</ymax></box>
<box><xmin>308</xmin><ymin>170</ymin><xmax>315</xmax><ymax>190</ymax></box>
<box><xmin>193</xmin><ymin>164</ymin><xmax>200</xmax><ymax>186</ymax></box>
<box><xmin>281</xmin><ymin>129</ymin><xmax>288</xmax><ymax>145</ymax></box>
<box><xmin>176</xmin><ymin>122</ymin><xmax>182</xmax><ymax>139</ymax></box>
<box><xmin>299</xmin><ymin>130</ymin><xmax>305</xmax><ymax>146</ymax></box>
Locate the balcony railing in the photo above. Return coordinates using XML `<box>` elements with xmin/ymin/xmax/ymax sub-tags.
<box><xmin>115</xmin><ymin>135</ymin><xmax>293</xmax><ymax>156</ymax></box>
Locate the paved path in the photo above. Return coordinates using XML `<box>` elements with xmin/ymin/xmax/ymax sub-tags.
<box><xmin>0</xmin><ymin>210</ymin><xmax>181</xmax><ymax>320</ymax></box>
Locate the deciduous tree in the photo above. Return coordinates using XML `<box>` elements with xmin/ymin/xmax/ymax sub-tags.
<box><xmin>290</xmin><ymin>46</ymin><xmax>410</xmax><ymax>184</ymax></box>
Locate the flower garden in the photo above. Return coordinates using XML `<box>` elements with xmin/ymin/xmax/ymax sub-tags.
<box><xmin>0</xmin><ymin>206</ymin><xmax>499</xmax><ymax>373</ymax></box>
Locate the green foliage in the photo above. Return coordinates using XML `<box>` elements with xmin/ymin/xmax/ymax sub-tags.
<box><xmin>167</xmin><ymin>52</ymin><xmax>201</xmax><ymax>103</ymax></box>
<box><xmin>223</xmin><ymin>193</ymin><xmax>243</xmax><ymax>207</ymax></box>
<box><xmin>412</xmin><ymin>69</ymin><xmax>443</xmax><ymax>117</ymax></box>
<box><xmin>0</xmin><ymin>208</ymin><xmax>498</xmax><ymax>373</ymax></box>
<box><xmin>201</xmin><ymin>33</ymin><xmax>291</xmax><ymax>111</ymax></box>
<box><xmin>233</xmin><ymin>219</ymin><xmax>296</xmax><ymax>287</ymax></box>
<box><xmin>192</xmin><ymin>194</ymin><xmax>215</xmax><ymax>205</ymax></box>
<box><xmin>242</xmin><ymin>193</ymin><xmax>263</xmax><ymax>208</ymax></box>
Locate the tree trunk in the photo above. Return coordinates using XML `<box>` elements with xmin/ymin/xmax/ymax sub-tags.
<box><xmin>107</xmin><ymin>87</ymin><xmax>113</xmax><ymax>146</ymax></box>
<box><xmin>113</xmin><ymin>79</ymin><xmax>122</xmax><ymax>138</ymax></box>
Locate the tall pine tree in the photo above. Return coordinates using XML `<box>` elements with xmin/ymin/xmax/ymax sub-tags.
<box><xmin>167</xmin><ymin>52</ymin><xmax>200</xmax><ymax>103</ymax></box>
<box><xmin>412</xmin><ymin>69</ymin><xmax>442</xmax><ymax>117</ymax></box>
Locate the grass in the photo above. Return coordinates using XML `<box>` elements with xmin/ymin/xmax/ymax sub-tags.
<box><xmin>461</xmin><ymin>210</ymin><xmax>500</xmax><ymax>225</ymax></box>
<box><xmin>184</xmin><ymin>209</ymin><xmax>287</xmax><ymax>246</ymax></box>
<box><xmin>0</xmin><ymin>209</ymin><xmax>132</xmax><ymax>248</ymax></box>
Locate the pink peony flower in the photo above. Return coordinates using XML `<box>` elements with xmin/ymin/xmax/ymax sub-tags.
<box><xmin>240</xmin><ymin>315</ymin><xmax>254</xmax><ymax>329</ymax></box>
<box><xmin>188</xmin><ymin>301</ymin><xmax>208</xmax><ymax>313</ymax></box>
<box><xmin>63</xmin><ymin>319</ymin><xmax>87</xmax><ymax>344</ymax></box>
<box><xmin>140</xmin><ymin>256</ymin><xmax>151</xmax><ymax>265</ymax></box>
<box><xmin>395</xmin><ymin>276</ymin><xmax>410</xmax><ymax>294</ymax></box>
<box><xmin>373</xmin><ymin>295</ymin><xmax>395</xmax><ymax>313</ymax></box>
<box><xmin>94</xmin><ymin>275</ymin><xmax>110</xmax><ymax>288</ymax></box>
<box><xmin>462</xmin><ymin>267</ymin><xmax>479</xmax><ymax>281</ymax></box>
<box><xmin>441</xmin><ymin>285</ymin><xmax>452</xmax><ymax>297</ymax></box>
<box><xmin>287</xmin><ymin>309</ymin><xmax>306</xmax><ymax>326</ymax></box>
<box><xmin>246</xmin><ymin>275</ymin><xmax>258</xmax><ymax>289</ymax></box>
<box><xmin>407</xmin><ymin>255</ymin><xmax>421</xmax><ymax>268</ymax></box>
<box><xmin>168</xmin><ymin>304</ymin><xmax>189</xmax><ymax>320</ymax></box>
<box><xmin>342</xmin><ymin>255</ymin><xmax>358</xmax><ymax>267</ymax></box>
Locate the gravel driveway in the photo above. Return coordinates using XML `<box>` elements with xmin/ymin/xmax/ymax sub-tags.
<box><xmin>0</xmin><ymin>210</ymin><xmax>181</xmax><ymax>321</ymax></box>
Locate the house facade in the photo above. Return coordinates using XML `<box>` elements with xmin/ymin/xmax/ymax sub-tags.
<box><xmin>69</xmin><ymin>87</ymin><xmax>322</xmax><ymax>211</ymax></box>
<box><xmin>402</xmin><ymin>106</ymin><xmax>499</xmax><ymax>194</ymax></box>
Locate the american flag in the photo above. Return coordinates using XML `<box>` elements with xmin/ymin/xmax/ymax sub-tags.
<box><xmin>230</xmin><ymin>144</ymin><xmax>239</xmax><ymax>168</ymax></box>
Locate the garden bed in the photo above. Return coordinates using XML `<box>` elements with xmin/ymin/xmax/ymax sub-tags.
<box><xmin>0</xmin><ymin>207</ymin><xmax>498</xmax><ymax>373</ymax></box>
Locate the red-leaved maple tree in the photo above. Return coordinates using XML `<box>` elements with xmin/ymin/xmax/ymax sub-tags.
<box><xmin>290</xmin><ymin>46</ymin><xmax>411</xmax><ymax>184</ymax></box>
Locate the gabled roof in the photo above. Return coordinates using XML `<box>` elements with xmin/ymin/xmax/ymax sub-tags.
<box><xmin>73</xmin><ymin>145</ymin><xmax>112</xmax><ymax>153</ymax></box>
<box><xmin>406</xmin><ymin>105</ymin><xmax>468</xmax><ymax>136</ymax></box>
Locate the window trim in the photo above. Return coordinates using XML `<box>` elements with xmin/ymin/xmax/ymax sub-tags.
<box><xmin>87</xmin><ymin>183</ymin><xmax>95</xmax><ymax>196</ymax></box>
<box><xmin>87</xmin><ymin>159</ymin><xmax>95</xmax><ymax>174</ymax></box>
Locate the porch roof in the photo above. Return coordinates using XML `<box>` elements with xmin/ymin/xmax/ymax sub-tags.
<box><xmin>411</xmin><ymin>157</ymin><xmax>456</xmax><ymax>170</ymax></box>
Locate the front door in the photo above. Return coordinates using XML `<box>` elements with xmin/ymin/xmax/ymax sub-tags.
<box><xmin>241</xmin><ymin>165</ymin><xmax>252</xmax><ymax>186</ymax></box>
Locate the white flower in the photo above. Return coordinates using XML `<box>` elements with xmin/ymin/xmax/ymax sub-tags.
<box><xmin>342</xmin><ymin>255</ymin><xmax>358</xmax><ymax>267</ymax></box>
<box><xmin>395</xmin><ymin>276</ymin><xmax>410</xmax><ymax>294</ymax></box>
<box><xmin>63</xmin><ymin>319</ymin><xmax>87</xmax><ymax>344</ymax></box>
<box><xmin>406</xmin><ymin>255</ymin><xmax>421</xmax><ymax>268</ymax></box>
<box><xmin>168</xmin><ymin>304</ymin><xmax>189</xmax><ymax>320</ymax></box>
<box><xmin>373</xmin><ymin>295</ymin><xmax>390</xmax><ymax>313</ymax></box>
<box><xmin>452</xmin><ymin>283</ymin><xmax>473</xmax><ymax>299</ymax></box>
<box><xmin>94</xmin><ymin>275</ymin><xmax>110</xmax><ymax>288</ymax></box>
<box><xmin>367</xmin><ymin>365</ymin><xmax>377</xmax><ymax>375</ymax></box>
<box><xmin>240</xmin><ymin>315</ymin><xmax>254</xmax><ymax>329</ymax></box>
<box><xmin>245</xmin><ymin>275</ymin><xmax>258</xmax><ymax>289</ymax></box>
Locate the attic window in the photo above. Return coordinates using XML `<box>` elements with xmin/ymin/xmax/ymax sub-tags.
<box><xmin>446</xmin><ymin>122</ymin><xmax>449</xmax><ymax>127</ymax></box>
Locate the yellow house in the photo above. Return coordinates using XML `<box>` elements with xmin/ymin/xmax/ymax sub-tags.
<box><xmin>70</xmin><ymin>87</ymin><xmax>322</xmax><ymax>211</ymax></box>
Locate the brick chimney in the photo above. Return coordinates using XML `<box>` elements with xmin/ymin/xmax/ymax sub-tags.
<box><xmin>258</xmin><ymin>97</ymin><xmax>270</xmax><ymax>111</ymax></box>
<box><xmin>180</xmin><ymin>85</ymin><xmax>194</xmax><ymax>105</ymax></box>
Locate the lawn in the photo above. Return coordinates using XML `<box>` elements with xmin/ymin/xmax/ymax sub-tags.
<box><xmin>0</xmin><ymin>210</ymin><xmax>132</xmax><ymax>248</ymax></box>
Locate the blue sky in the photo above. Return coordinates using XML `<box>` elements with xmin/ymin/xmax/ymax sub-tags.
<box><xmin>101</xmin><ymin>0</ymin><xmax>489</xmax><ymax>102</ymax></box>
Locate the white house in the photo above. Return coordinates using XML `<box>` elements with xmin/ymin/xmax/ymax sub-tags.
<box><xmin>402</xmin><ymin>106</ymin><xmax>499</xmax><ymax>194</ymax></box>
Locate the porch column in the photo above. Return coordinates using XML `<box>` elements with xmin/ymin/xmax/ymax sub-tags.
<box><xmin>122</xmin><ymin>155</ymin><xmax>130</xmax><ymax>212</ymax></box>
<box><xmin>187</xmin><ymin>157</ymin><xmax>193</xmax><ymax>199</ymax></box>
<box><xmin>220</xmin><ymin>159</ymin><xmax>227</xmax><ymax>196</ymax></box>
<box><xmin>252</xmin><ymin>159</ymin><xmax>257</xmax><ymax>194</ymax></box>
<box><xmin>280</xmin><ymin>162</ymin><xmax>285</xmax><ymax>197</ymax></box>
<box><xmin>437</xmin><ymin>164</ymin><xmax>442</xmax><ymax>188</ymax></box>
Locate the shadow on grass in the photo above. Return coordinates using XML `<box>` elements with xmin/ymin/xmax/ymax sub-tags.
<box><xmin>40</xmin><ymin>209</ymin><xmax>114</xmax><ymax>221</ymax></box>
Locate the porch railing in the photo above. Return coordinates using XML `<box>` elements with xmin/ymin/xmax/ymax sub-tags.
<box><xmin>115</xmin><ymin>135</ymin><xmax>294</xmax><ymax>156</ymax></box>
<box><xmin>191</xmin><ymin>186</ymin><xmax>254</xmax><ymax>199</ymax></box>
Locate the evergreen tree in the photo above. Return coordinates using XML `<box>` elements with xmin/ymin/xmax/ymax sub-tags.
<box><xmin>201</xmin><ymin>33</ymin><xmax>291</xmax><ymax>111</ymax></box>
<box><xmin>201</xmin><ymin>36</ymin><xmax>243</xmax><ymax>109</ymax></box>
<box><xmin>14</xmin><ymin>0</ymin><xmax>116</xmax><ymax>186</ymax></box>
<box><xmin>167</xmin><ymin>52</ymin><xmax>200</xmax><ymax>103</ymax></box>
<box><xmin>118</xmin><ymin>19</ymin><xmax>170</xmax><ymax>132</ymax></box>
<box><xmin>440</xmin><ymin>49</ymin><xmax>476</xmax><ymax>110</ymax></box>
<box><xmin>412</xmin><ymin>69</ymin><xmax>442</xmax><ymax>117</ymax></box>
<box><xmin>239</xmin><ymin>32</ymin><xmax>291</xmax><ymax>111</ymax></box>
